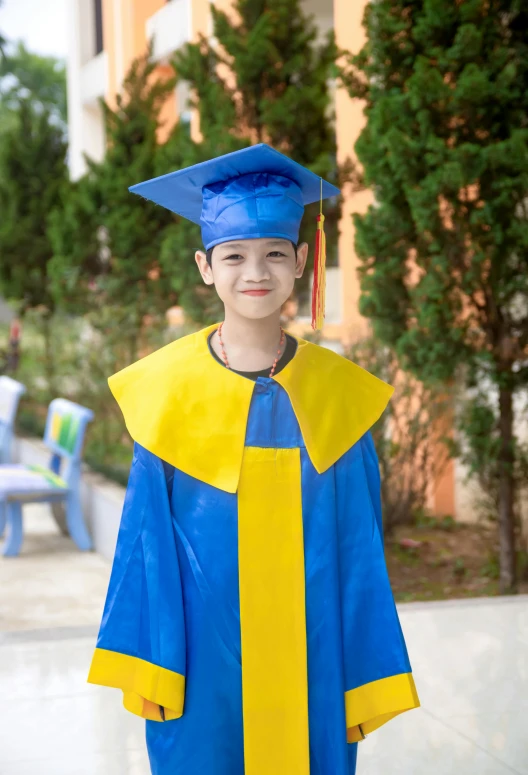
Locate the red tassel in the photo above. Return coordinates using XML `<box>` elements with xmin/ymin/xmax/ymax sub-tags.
<box><xmin>311</xmin><ymin>212</ymin><xmax>326</xmax><ymax>330</ymax></box>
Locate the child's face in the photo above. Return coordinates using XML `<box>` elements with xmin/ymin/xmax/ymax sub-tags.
<box><xmin>195</xmin><ymin>238</ymin><xmax>308</xmax><ymax>320</ymax></box>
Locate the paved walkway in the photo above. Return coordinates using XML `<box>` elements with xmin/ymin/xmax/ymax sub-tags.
<box><xmin>1</xmin><ymin>506</ymin><xmax>527</xmax><ymax>774</ymax></box>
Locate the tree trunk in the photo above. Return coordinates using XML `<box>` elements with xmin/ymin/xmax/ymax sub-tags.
<box><xmin>497</xmin><ymin>384</ymin><xmax>516</xmax><ymax>593</ymax></box>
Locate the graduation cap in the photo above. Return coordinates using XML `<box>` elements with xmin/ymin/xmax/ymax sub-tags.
<box><xmin>129</xmin><ymin>143</ymin><xmax>340</xmax><ymax>330</ymax></box>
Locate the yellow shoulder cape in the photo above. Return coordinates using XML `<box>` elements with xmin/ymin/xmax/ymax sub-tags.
<box><xmin>108</xmin><ymin>324</ymin><xmax>394</xmax><ymax>492</ymax></box>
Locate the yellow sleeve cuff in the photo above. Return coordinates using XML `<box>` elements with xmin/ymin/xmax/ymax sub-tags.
<box><xmin>88</xmin><ymin>647</ymin><xmax>185</xmax><ymax>721</ymax></box>
<box><xmin>345</xmin><ymin>672</ymin><xmax>420</xmax><ymax>742</ymax></box>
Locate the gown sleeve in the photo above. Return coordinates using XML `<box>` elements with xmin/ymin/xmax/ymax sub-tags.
<box><xmin>336</xmin><ymin>431</ymin><xmax>420</xmax><ymax>743</ymax></box>
<box><xmin>87</xmin><ymin>443</ymin><xmax>185</xmax><ymax>722</ymax></box>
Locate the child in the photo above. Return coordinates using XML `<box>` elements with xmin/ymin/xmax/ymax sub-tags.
<box><xmin>88</xmin><ymin>144</ymin><xmax>419</xmax><ymax>775</ymax></box>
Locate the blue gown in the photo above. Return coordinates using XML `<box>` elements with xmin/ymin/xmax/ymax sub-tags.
<box><xmin>88</xmin><ymin>328</ymin><xmax>419</xmax><ymax>775</ymax></box>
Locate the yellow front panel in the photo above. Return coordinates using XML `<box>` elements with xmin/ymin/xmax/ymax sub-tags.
<box><xmin>238</xmin><ymin>447</ymin><xmax>310</xmax><ymax>775</ymax></box>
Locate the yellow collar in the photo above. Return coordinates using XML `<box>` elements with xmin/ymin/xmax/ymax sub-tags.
<box><xmin>108</xmin><ymin>324</ymin><xmax>394</xmax><ymax>492</ymax></box>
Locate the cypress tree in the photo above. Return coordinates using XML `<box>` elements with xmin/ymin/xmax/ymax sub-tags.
<box><xmin>0</xmin><ymin>99</ymin><xmax>67</xmax><ymax>313</ymax></box>
<box><xmin>0</xmin><ymin>42</ymin><xmax>67</xmax><ymax>125</ymax></box>
<box><xmin>49</xmin><ymin>53</ymin><xmax>179</xmax><ymax>359</ymax></box>
<box><xmin>0</xmin><ymin>99</ymin><xmax>67</xmax><ymax>386</ymax></box>
<box><xmin>345</xmin><ymin>0</ymin><xmax>528</xmax><ymax>591</ymax></box>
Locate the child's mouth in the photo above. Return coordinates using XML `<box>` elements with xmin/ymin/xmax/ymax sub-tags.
<box><xmin>242</xmin><ymin>290</ymin><xmax>271</xmax><ymax>296</ymax></box>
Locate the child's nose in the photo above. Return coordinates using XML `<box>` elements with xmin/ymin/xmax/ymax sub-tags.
<box><xmin>242</xmin><ymin>260</ymin><xmax>271</xmax><ymax>282</ymax></box>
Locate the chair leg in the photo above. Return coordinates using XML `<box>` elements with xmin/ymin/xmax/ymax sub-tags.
<box><xmin>50</xmin><ymin>502</ymin><xmax>69</xmax><ymax>536</ymax></box>
<box><xmin>3</xmin><ymin>502</ymin><xmax>23</xmax><ymax>557</ymax></box>
<box><xmin>65</xmin><ymin>493</ymin><xmax>92</xmax><ymax>551</ymax></box>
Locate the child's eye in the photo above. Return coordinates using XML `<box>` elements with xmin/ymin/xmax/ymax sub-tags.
<box><xmin>223</xmin><ymin>254</ymin><xmax>244</xmax><ymax>261</ymax></box>
<box><xmin>268</xmin><ymin>251</ymin><xmax>286</xmax><ymax>258</ymax></box>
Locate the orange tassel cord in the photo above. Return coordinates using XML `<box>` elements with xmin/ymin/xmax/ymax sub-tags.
<box><xmin>311</xmin><ymin>179</ymin><xmax>327</xmax><ymax>330</ymax></box>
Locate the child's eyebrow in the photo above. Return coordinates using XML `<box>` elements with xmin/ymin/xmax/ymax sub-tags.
<box><xmin>219</xmin><ymin>243</ymin><xmax>245</xmax><ymax>250</ymax></box>
<box><xmin>218</xmin><ymin>240</ymin><xmax>289</xmax><ymax>251</ymax></box>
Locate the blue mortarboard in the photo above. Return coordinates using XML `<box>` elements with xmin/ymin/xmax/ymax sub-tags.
<box><xmin>129</xmin><ymin>143</ymin><xmax>340</xmax><ymax>251</ymax></box>
<box><xmin>129</xmin><ymin>143</ymin><xmax>340</xmax><ymax>329</ymax></box>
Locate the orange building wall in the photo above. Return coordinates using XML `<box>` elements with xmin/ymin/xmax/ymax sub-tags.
<box><xmin>334</xmin><ymin>0</ymin><xmax>371</xmax><ymax>349</ymax></box>
<box><xmin>430</xmin><ymin>400</ymin><xmax>456</xmax><ymax>517</ymax></box>
<box><xmin>189</xmin><ymin>0</ymin><xmax>235</xmax><ymax>142</ymax></box>
<box><xmin>102</xmin><ymin>0</ymin><xmax>179</xmax><ymax>135</ymax></box>
<box><xmin>189</xmin><ymin>0</ymin><xmax>213</xmax><ymax>142</ymax></box>
<box><xmin>101</xmin><ymin>0</ymin><xmax>117</xmax><ymax>104</ymax></box>
<box><xmin>101</xmin><ymin>0</ymin><xmax>238</xmax><ymax>143</ymax></box>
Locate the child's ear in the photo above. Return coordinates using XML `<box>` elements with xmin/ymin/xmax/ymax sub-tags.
<box><xmin>295</xmin><ymin>243</ymin><xmax>308</xmax><ymax>279</ymax></box>
<box><xmin>195</xmin><ymin>250</ymin><xmax>214</xmax><ymax>286</ymax></box>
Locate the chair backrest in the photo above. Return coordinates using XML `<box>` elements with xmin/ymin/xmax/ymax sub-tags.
<box><xmin>0</xmin><ymin>376</ymin><xmax>26</xmax><ymax>427</ymax></box>
<box><xmin>43</xmin><ymin>399</ymin><xmax>94</xmax><ymax>484</ymax></box>
<box><xmin>0</xmin><ymin>376</ymin><xmax>26</xmax><ymax>463</ymax></box>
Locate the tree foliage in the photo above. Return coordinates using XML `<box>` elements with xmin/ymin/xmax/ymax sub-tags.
<box><xmin>0</xmin><ymin>99</ymin><xmax>67</xmax><ymax>312</ymax></box>
<box><xmin>0</xmin><ymin>98</ymin><xmax>68</xmax><ymax>388</ymax></box>
<box><xmin>0</xmin><ymin>1</ymin><xmax>5</xmax><ymax>60</ymax></box>
<box><xmin>176</xmin><ymin>0</ymin><xmax>338</xmax><ymax>165</ymax></box>
<box><xmin>49</xmin><ymin>53</ymin><xmax>180</xmax><ymax>359</ymax></box>
<box><xmin>348</xmin><ymin>336</ymin><xmax>452</xmax><ymax>535</ymax></box>
<box><xmin>0</xmin><ymin>40</ymin><xmax>67</xmax><ymax>199</ymax></box>
<box><xmin>344</xmin><ymin>0</ymin><xmax>528</xmax><ymax>590</ymax></box>
<box><xmin>0</xmin><ymin>42</ymin><xmax>67</xmax><ymax>125</ymax></box>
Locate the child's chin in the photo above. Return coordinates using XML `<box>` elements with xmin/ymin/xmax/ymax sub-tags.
<box><xmin>237</xmin><ymin>307</ymin><xmax>280</xmax><ymax>320</ymax></box>
<box><xmin>232</xmin><ymin>298</ymin><xmax>282</xmax><ymax>319</ymax></box>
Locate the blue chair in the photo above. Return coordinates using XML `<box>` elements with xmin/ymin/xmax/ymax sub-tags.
<box><xmin>0</xmin><ymin>398</ymin><xmax>94</xmax><ymax>557</ymax></box>
<box><xmin>0</xmin><ymin>376</ymin><xmax>26</xmax><ymax>464</ymax></box>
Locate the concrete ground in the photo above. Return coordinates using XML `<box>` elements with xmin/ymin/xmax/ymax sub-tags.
<box><xmin>0</xmin><ymin>505</ymin><xmax>527</xmax><ymax>774</ymax></box>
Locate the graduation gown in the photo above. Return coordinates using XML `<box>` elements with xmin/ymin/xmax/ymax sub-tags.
<box><xmin>88</xmin><ymin>324</ymin><xmax>420</xmax><ymax>775</ymax></box>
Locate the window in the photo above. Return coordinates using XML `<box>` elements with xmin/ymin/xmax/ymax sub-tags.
<box><xmin>94</xmin><ymin>0</ymin><xmax>103</xmax><ymax>55</ymax></box>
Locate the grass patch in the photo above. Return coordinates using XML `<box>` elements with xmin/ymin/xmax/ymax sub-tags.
<box><xmin>387</xmin><ymin>522</ymin><xmax>528</xmax><ymax>601</ymax></box>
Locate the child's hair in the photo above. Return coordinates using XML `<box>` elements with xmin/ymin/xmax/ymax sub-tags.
<box><xmin>206</xmin><ymin>241</ymin><xmax>298</xmax><ymax>266</ymax></box>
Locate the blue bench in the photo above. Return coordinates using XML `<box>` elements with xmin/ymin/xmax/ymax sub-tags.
<box><xmin>0</xmin><ymin>398</ymin><xmax>94</xmax><ymax>557</ymax></box>
<box><xmin>0</xmin><ymin>376</ymin><xmax>26</xmax><ymax>464</ymax></box>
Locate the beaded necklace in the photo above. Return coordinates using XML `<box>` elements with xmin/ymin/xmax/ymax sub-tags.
<box><xmin>217</xmin><ymin>323</ymin><xmax>286</xmax><ymax>379</ymax></box>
